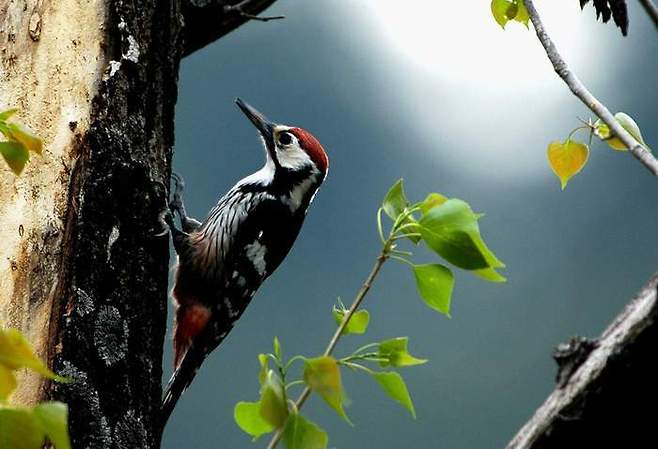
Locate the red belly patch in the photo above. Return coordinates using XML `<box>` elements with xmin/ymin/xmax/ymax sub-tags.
<box><xmin>173</xmin><ymin>301</ymin><xmax>211</xmax><ymax>368</ymax></box>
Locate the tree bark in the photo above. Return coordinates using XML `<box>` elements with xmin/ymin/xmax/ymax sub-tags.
<box><xmin>1</xmin><ymin>1</ymin><xmax>278</xmax><ymax>448</ymax></box>
<box><xmin>507</xmin><ymin>273</ymin><xmax>658</xmax><ymax>449</ymax></box>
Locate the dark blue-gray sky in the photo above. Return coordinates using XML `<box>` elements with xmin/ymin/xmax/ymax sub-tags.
<box><xmin>163</xmin><ymin>1</ymin><xmax>658</xmax><ymax>448</ymax></box>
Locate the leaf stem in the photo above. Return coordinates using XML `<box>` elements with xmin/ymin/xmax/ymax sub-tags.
<box><xmin>390</xmin><ymin>254</ymin><xmax>414</xmax><ymax>267</ymax></box>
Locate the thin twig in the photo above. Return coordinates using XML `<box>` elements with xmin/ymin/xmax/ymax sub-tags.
<box><xmin>265</xmin><ymin>251</ymin><xmax>390</xmax><ymax>449</ymax></box>
<box><xmin>639</xmin><ymin>0</ymin><xmax>658</xmax><ymax>29</ymax></box>
<box><xmin>224</xmin><ymin>0</ymin><xmax>285</xmax><ymax>22</ymax></box>
<box><xmin>525</xmin><ymin>0</ymin><xmax>658</xmax><ymax>178</ymax></box>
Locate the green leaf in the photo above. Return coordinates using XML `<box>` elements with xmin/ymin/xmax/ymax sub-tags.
<box><xmin>515</xmin><ymin>1</ymin><xmax>530</xmax><ymax>27</ymax></box>
<box><xmin>33</xmin><ymin>402</ymin><xmax>71</xmax><ymax>449</ymax></box>
<box><xmin>282</xmin><ymin>413</ymin><xmax>328</xmax><ymax>449</ymax></box>
<box><xmin>0</xmin><ymin>141</ymin><xmax>30</xmax><ymax>175</ymax></box>
<box><xmin>547</xmin><ymin>140</ymin><xmax>589</xmax><ymax>190</ymax></box>
<box><xmin>258</xmin><ymin>354</ymin><xmax>269</xmax><ymax>385</ymax></box>
<box><xmin>473</xmin><ymin>267</ymin><xmax>507</xmax><ymax>283</ymax></box>
<box><xmin>491</xmin><ymin>0</ymin><xmax>514</xmax><ymax>28</ymax></box>
<box><xmin>332</xmin><ymin>308</ymin><xmax>370</xmax><ymax>335</ymax></box>
<box><xmin>371</xmin><ymin>372</ymin><xmax>416</xmax><ymax>418</ymax></box>
<box><xmin>0</xmin><ymin>109</ymin><xmax>18</xmax><ymax>122</ymax></box>
<box><xmin>259</xmin><ymin>371</ymin><xmax>288</xmax><ymax>428</ymax></box>
<box><xmin>418</xmin><ymin>199</ymin><xmax>505</xmax><ymax>278</ymax></box>
<box><xmin>382</xmin><ymin>179</ymin><xmax>409</xmax><ymax>220</ymax></box>
<box><xmin>378</xmin><ymin>337</ymin><xmax>427</xmax><ymax>368</ymax></box>
<box><xmin>234</xmin><ymin>401</ymin><xmax>275</xmax><ymax>439</ymax></box>
<box><xmin>594</xmin><ymin>112</ymin><xmax>648</xmax><ymax>152</ymax></box>
<box><xmin>419</xmin><ymin>193</ymin><xmax>448</xmax><ymax>215</ymax></box>
<box><xmin>412</xmin><ymin>264</ymin><xmax>454</xmax><ymax>316</ymax></box>
<box><xmin>303</xmin><ymin>356</ymin><xmax>351</xmax><ymax>424</ymax></box>
<box><xmin>3</xmin><ymin>122</ymin><xmax>43</xmax><ymax>155</ymax></box>
<box><xmin>0</xmin><ymin>329</ymin><xmax>68</xmax><ymax>382</ymax></box>
<box><xmin>273</xmin><ymin>337</ymin><xmax>282</xmax><ymax>360</ymax></box>
<box><xmin>0</xmin><ymin>408</ymin><xmax>46</xmax><ymax>449</ymax></box>
<box><xmin>0</xmin><ymin>364</ymin><xmax>17</xmax><ymax>401</ymax></box>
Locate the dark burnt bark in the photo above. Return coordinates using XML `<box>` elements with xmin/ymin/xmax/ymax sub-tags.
<box><xmin>44</xmin><ymin>1</ymin><xmax>282</xmax><ymax>447</ymax></box>
<box><xmin>49</xmin><ymin>1</ymin><xmax>182</xmax><ymax>448</ymax></box>
<box><xmin>507</xmin><ymin>274</ymin><xmax>658</xmax><ymax>449</ymax></box>
<box><xmin>181</xmin><ymin>0</ymin><xmax>278</xmax><ymax>56</ymax></box>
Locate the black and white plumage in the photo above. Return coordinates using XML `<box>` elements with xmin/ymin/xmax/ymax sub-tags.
<box><xmin>161</xmin><ymin>99</ymin><xmax>329</xmax><ymax>426</ymax></box>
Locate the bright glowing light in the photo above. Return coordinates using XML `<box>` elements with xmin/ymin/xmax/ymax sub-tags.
<box><xmin>347</xmin><ymin>1</ymin><xmax>617</xmax><ymax>180</ymax></box>
<box><xmin>361</xmin><ymin>1</ymin><xmax>594</xmax><ymax>88</ymax></box>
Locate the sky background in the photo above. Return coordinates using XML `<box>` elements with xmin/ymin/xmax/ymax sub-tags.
<box><xmin>162</xmin><ymin>1</ymin><xmax>658</xmax><ymax>448</ymax></box>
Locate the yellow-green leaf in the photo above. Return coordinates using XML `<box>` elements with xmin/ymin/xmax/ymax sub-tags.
<box><xmin>303</xmin><ymin>356</ymin><xmax>351</xmax><ymax>424</ymax></box>
<box><xmin>378</xmin><ymin>337</ymin><xmax>427</xmax><ymax>368</ymax></box>
<box><xmin>282</xmin><ymin>413</ymin><xmax>328</xmax><ymax>449</ymax></box>
<box><xmin>332</xmin><ymin>308</ymin><xmax>369</xmax><ymax>335</ymax></box>
<box><xmin>0</xmin><ymin>408</ymin><xmax>46</xmax><ymax>449</ymax></box>
<box><xmin>515</xmin><ymin>1</ymin><xmax>530</xmax><ymax>27</ymax></box>
<box><xmin>491</xmin><ymin>0</ymin><xmax>515</xmax><ymax>28</ymax></box>
<box><xmin>412</xmin><ymin>264</ymin><xmax>454</xmax><ymax>316</ymax></box>
<box><xmin>33</xmin><ymin>402</ymin><xmax>71</xmax><ymax>449</ymax></box>
<box><xmin>258</xmin><ymin>354</ymin><xmax>269</xmax><ymax>386</ymax></box>
<box><xmin>371</xmin><ymin>372</ymin><xmax>416</xmax><ymax>418</ymax></box>
<box><xmin>0</xmin><ymin>329</ymin><xmax>68</xmax><ymax>382</ymax></box>
<box><xmin>259</xmin><ymin>371</ymin><xmax>288</xmax><ymax>428</ymax></box>
<box><xmin>4</xmin><ymin>122</ymin><xmax>43</xmax><ymax>155</ymax></box>
<box><xmin>420</xmin><ymin>193</ymin><xmax>448</xmax><ymax>215</ymax></box>
<box><xmin>0</xmin><ymin>109</ymin><xmax>18</xmax><ymax>122</ymax></box>
<box><xmin>234</xmin><ymin>401</ymin><xmax>275</xmax><ymax>440</ymax></box>
<box><xmin>0</xmin><ymin>364</ymin><xmax>17</xmax><ymax>401</ymax></box>
<box><xmin>594</xmin><ymin>113</ymin><xmax>647</xmax><ymax>152</ymax></box>
<box><xmin>0</xmin><ymin>141</ymin><xmax>30</xmax><ymax>175</ymax></box>
<box><xmin>273</xmin><ymin>337</ymin><xmax>282</xmax><ymax>360</ymax></box>
<box><xmin>547</xmin><ymin>140</ymin><xmax>589</xmax><ymax>190</ymax></box>
<box><xmin>382</xmin><ymin>179</ymin><xmax>409</xmax><ymax>220</ymax></box>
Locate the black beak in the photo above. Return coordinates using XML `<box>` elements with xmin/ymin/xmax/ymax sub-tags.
<box><xmin>235</xmin><ymin>98</ymin><xmax>276</xmax><ymax>151</ymax></box>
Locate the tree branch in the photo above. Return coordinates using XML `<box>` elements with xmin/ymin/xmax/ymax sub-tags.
<box><xmin>525</xmin><ymin>0</ymin><xmax>658</xmax><ymax>178</ymax></box>
<box><xmin>181</xmin><ymin>0</ymin><xmax>281</xmax><ymax>57</ymax></box>
<box><xmin>265</xmin><ymin>251</ymin><xmax>389</xmax><ymax>449</ymax></box>
<box><xmin>506</xmin><ymin>273</ymin><xmax>658</xmax><ymax>448</ymax></box>
<box><xmin>639</xmin><ymin>0</ymin><xmax>658</xmax><ymax>29</ymax></box>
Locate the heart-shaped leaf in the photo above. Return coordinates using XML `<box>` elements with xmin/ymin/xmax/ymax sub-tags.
<box><xmin>547</xmin><ymin>140</ymin><xmax>589</xmax><ymax>190</ymax></box>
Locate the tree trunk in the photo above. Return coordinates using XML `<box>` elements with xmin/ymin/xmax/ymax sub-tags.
<box><xmin>0</xmin><ymin>1</ymin><xmax>275</xmax><ymax>448</ymax></box>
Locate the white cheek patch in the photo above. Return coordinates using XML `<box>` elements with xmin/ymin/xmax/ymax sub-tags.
<box><xmin>277</xmin><ymin>145</ymin><xmax>313</xmax><ymax>171</ymax></box>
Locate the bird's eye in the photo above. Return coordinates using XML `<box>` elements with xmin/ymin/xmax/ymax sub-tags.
<box><xmin>278</xmin><ymin>132</ymin><xmax>293</xmax><ymax>146</ymax></box>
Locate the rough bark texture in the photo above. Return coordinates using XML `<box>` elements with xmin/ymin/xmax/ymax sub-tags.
<box><xmin>47</xmin><ymin>1</ymin><xmax>183</xmax><ymax>447</ymax></box>
<box><xmin>507</xmin><ymin>274</ymin><xmax>658</xmax><ymax>449</ymax></box>
<box><xmin>0</xmin><ymin>0</ymin><xmax>109</xmax><ymax>407</ymax></box>
<box><xmin>1</xmin><ymin>1</ymin><xmax>280</xmax><ymax>448</ymax></box>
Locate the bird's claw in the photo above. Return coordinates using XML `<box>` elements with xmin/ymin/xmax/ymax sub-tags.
<box><xmin>169</xmin><ymin>172</ymin><xmax>186</xmax><ymax>216</ymax></box>
<box><xmin>152</xmin><ymin>209</ymin><xmax>174</xmax><ymax>238</ymax></box>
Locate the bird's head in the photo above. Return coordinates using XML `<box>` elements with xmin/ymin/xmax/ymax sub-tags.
<box><xmin>236</xmin><ymin>98</ymin><xmax>329</xmax><ymax>183</ymax></box>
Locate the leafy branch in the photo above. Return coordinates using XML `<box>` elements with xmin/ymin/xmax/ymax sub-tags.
<box><xmin>232</xmin><ymin>179</ymin><xmax>506</xmax><ymax>449</ymax></box>
<box><xmin>491</xmin><ymin>1</ymin><xmax>658</xmax><ymax>187</ymax></box>
<box><xmin>523</xmin><ymin>0</ymin><xmax>658</xmax><ymax>179</ymax></box>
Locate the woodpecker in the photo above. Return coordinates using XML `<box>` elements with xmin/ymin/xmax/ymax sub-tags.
<box><xmin>161</xmin><ymin>98</ymin><xmax>329</xmax><ymax>425</ymax></box>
